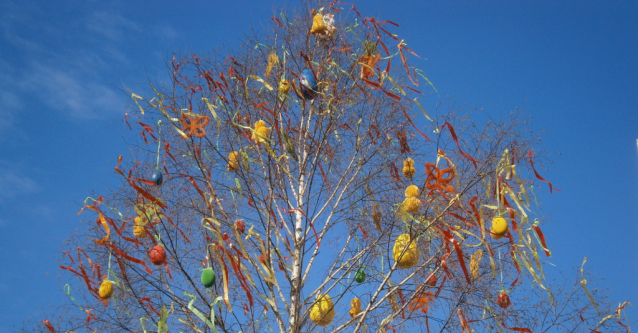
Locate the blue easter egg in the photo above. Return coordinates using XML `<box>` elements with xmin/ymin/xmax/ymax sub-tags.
<box><xmin>299</xmin><ymin>69</ymin><xmax>318</xmax><ymax>100</ymax></box>
<box><xmin>150</xmin><ymin>171</ymin><xmax>163</xmax><ymax>186</ymax></box>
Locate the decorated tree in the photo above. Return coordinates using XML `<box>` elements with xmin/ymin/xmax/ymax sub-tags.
<box><xmin>32</xmin><ymin>2</ymin><xmax>630</xmax><ymax>333</ymax></box>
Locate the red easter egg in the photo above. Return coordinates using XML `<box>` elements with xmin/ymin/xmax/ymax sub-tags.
<box><xmin>497</xmin><ymin>292</ymin><xmax>511</xmax><ymax>309</ymax></box>
<box><xmin>425</xmin><ymin>272</ymin><xmax>437</xmax><ymax>288</ymax></box>
<box><xmin>235</xmin><ymin>220</ymin><xmax>246</xmax><ymax>234</ymax></box>
<box><xmin>149</xmin><ymin>244</ymin><xmax>166</xmax><ymax>265</ymax></box>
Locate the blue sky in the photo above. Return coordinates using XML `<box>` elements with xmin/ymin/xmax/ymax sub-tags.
<box><xmin>0</xmin><ymin>0</ymin><xmax>636</xmax><ymax>331</ymax></box>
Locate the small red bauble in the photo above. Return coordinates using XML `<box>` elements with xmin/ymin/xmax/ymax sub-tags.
<box><xmin>149</xmin><ymin>244</ymin><xmax>166</xmax><ymax>265</ymax></box>
<box><xmin>235</xmin><ymin>220</ymin><xmax>246</xmax><ymax>234</ymax></box>
<box><xmin>497</xmin><ymin>292</ymin><xmax>511</xmax><ymax>309</ymax></box>
<box><xmin>425</xmin><ymin>272</ymin><xmax>437</xmax><ymax>288</ymax></box>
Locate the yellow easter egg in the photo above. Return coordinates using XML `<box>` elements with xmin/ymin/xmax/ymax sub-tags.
<box><xmin>404</xmin><ymin>185</ymin><xmax>419</xmax><ymax>198</ymax></box>
<box><xmin>252</xmin><ymin>120</ymin><xmax>270</xmax><ymax>144</ymax></box>
<box><xmin>133</xmin><ymin>225</ymin><xmax>147</xmax><ymax>238</ymax></box>
<box><xmin>310</xmin><ymin>13</ymin><xmax>328</xmax><ymax>34</ymax></box>
<box><xmin>99</xmin><ymin>280</ymin><xmax>113</xmax><ymax>299</ymax></box>
<box><xmin>393</xmin><ymin>233</ymin><xmax>419</xmax><ymax>268</ymax></box>
<box><xmin>402</xmin><ymin>197</ymin><xmax>420</xmax><ymax>213</ymax></box>
<box><xmin>228</xmin><ymin>151</ymin><xmax>240</xmax><ymax>172</ymax></box>
<box><xmin>349</xmin><ymin>298</ymin><xmax>363</xmax><ymax>318</ymax></box>
<box><xmin>402</xmin><ymin>158</ymin><xmax>416</xmax><ymax>179</ymax></box>
<box><xmin>491</xmin><ymin>217</ymin><xmax>508</xmax><ymax>236</ymax></box>
<box><xmin>310</xmin><ymin>294</ymin><xmax>335</xmax><ymax>326</ymax></box>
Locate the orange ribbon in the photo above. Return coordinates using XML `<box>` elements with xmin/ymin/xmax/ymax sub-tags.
<box><xmin>425</xmin><ymin>162</ymin><xmax>455</xmax><ymax>193</ymax></box>
<box><xmin>181</xmin><ymin>114</ymin><xmax>210</xmax><ymax>138</ymax></box>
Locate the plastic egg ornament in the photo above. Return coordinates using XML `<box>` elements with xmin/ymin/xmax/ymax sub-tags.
<box><xmin>497</xmin><ymin>292</ymin><xmax>511</xmax><ymax>309</ymax></box>
<box><xmin>490</xmin><ymin>216</ymin><xmax>508</xmax><ymax>239</ymax></box>
<box><xmin>149</xmin><ymin>244</ymin><xmax>167</xmax><ymax>265</ymax></box>
<box><xmin>150</xmin><ymin>170</ymin><xmax>163</xmax><ymax>186</ymax></box>
<box><xmin>99</xmin><ymin>280</ymin><xmax>114</xmax><ymax>299</ymax></box>
<box><xmin>349</xmin><ymin>298</ymin><xmax>363</xmax><ymax>318</ymax></box>
<box><xmin>299</xmin><ymin>69</ymin><xmax>318</xmax><ymax>100</ymax></box>
<box><xmin>354</xmin><ymin>268</ymin><xmax>366</xmax><ymax>283</ymax></box>
<box><xmin>310</xmin><ymin>294</ymin><xmax>335</xmax><ymax>326</ymax></box>
<box><xmin>392</xmin><ymin>233</ymin><xmax>419</xmax><ymax>268</ymax></box>
<box><xmin>235</xmin><ymin>220</ymin><xmax>246</xmax><ymax>234</ymax></box>
<box><xmin>201</xmin><ymin>268</ymin><xmax>216</xmax><ymax>288</ymax></box>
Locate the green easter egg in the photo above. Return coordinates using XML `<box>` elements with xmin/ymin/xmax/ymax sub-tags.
<box><xmin>354</xmin><ymin>268</ymin><xmax>366</xmax><ymax>283</ymax></box>
<box><xmin>201</xmin><ymin>268</ymin><xmax>216</xmax><ymax>288</ymax></box>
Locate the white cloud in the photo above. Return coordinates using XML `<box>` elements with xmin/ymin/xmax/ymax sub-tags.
<box><xmin>0</xmin><ymin>169</ymin><xmax>38</xmax><ymax>201</ymax></box>
<box><xmin>85</xmin><ymin>10</ymin><xmax>141</xmax><ymax>42</ymax></box>
<box><xmin>20</xmin><ymin>62</ymin><xmax>125</xmax><ymax>119</ymax></box>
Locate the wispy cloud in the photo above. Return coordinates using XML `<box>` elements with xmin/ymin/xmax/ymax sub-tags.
<box><xmin>85</xmin><ymin>10</ymin><xmax>141</xmax><ymax>42</ymax></box>
<box><xmin>20</xmin><ymin>62</ymin><xmax>124</xmax><ymax>119</ymax></box>
<box><xmin>0</xmin><ymin>169</ymin><xmax>38</xmax><ymax>202</ymax></box>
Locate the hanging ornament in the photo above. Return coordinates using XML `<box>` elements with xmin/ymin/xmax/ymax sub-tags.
<box><xmin>264</xmin><ymin>51</ymin><xmax>279</xmax><ymax>78</ymax></box>
<box><xmin>201</xmin><ymin>268</ymin><xmax>216</xmax><ymax>288</ymax></box>
<box><xmin>98</xmin><ymin>279</ymin><xmax>114</xmax><ymax>299</ymax></box>
<box><xmin>490</xmin><ymin>216</ymin><xmax>508</xmax><ymax>240</ymax></box>
<box><xmin>310</xmin><ymin>294</ymin><xmax>335</xmax><ymax>326</ymax></box>
<box><xmin>497</xmin><ymin>292</ymin><xmax>511</xmax><ymax>309</ymax></box>
<box><xmin>402</xmin><ymin>158</ymin><xmax>416</xmax><ymax>179</ymax></box>
<box><xmin>228</xmin><ymin>151</ymin><xmax>240</xmax><ymax>172</ymax></box>
<box><xmin>133</xmin><ymin>216</ymin><xmax>147</xmax><ymax>238</ymax></box>
<box><xmin>354</xmin><ymin>268</ymin><xmax>366</xmax><ymax>283</ymax></box>
<box><xmin>278</xmin><ymin>78</ymin><xmax>291</xmax><ymax>101</ymax></box>
<box><xmin>425</xmin><ymin>272</ymin><xmax>437</xmax><ymax>288</ymax></box>
<box><xmin>252</xmin><ymin>120</ymin><xmax>271</xmax><ymax>144</ymax></box>
<box><xmin>150</xmin><ymin>170</ymin><xmax>163</xmax><ymax>186</ymax></box>
<box><xmin>470</xmin><ymin>249</ymin><xmax>483</xmax><ymax>280</ymax></box>
<box><xmin>149</xmin><ymin>244</ymin><xmax>167</xmax><ymax>265</ymax></box>
<box><xmin>299</xmin><ymin>69</ymin><xmax>319</xmax><ymax>100</ymax></box>
<box><xmin>402</xmin><ymin>185</ymin><xmax>421</xmax><ymax>213</ymax></box>
<box><xmin>235</xmin><ymin>220</ymin><xmax>246</xmax><ymax>234</ymax></box>
<box><xmin>349</xmin><ymin>298</ymin><xmax>363</xmax><ymax>318</ymax></box>
<box><xmin>392</xmin><ymin>233</ymin><xmax>419</xmax><ymax>268</ymax></box>
<box><xmin>310</xmin><ymin>8</ymin><xmax>336</xmax><ymax>45</ymax></box>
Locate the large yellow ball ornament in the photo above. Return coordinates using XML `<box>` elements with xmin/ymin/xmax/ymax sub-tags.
<box><xmin>99</xmin><ymin>280</ymin><xmax>114</xmax><ymax>299</ymax></box>
<box><xmin>393</xmin><ymin>233</ymin><xmax>419</xmax><ymax>268</ymax></box>
<box><xmin>310</xmin><ymin>294</ymin><xmax>335</xmax><ymax>326</ymax></box>
<box><xmin>490</xmin><ymin>217</ymin><xmax>508</xmax><ymax>239</ymax></box>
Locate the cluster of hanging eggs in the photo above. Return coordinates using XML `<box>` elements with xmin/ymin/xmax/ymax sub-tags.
<box><xmin>402</xmin><ymin>185</ymin><xmax>421</xmax><ymax>213</ymax></box>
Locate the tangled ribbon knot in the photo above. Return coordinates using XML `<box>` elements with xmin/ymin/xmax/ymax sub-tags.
<box><xmin>425</xmin><ymin>162</ymin><xmax>455</xmax><ymax>192</ymax></box>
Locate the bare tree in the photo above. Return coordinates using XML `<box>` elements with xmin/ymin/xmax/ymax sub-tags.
<box><xmin>25</xmin><ymin>2</ymin><xmax>630</xmax><ymax>333</ymax></box>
